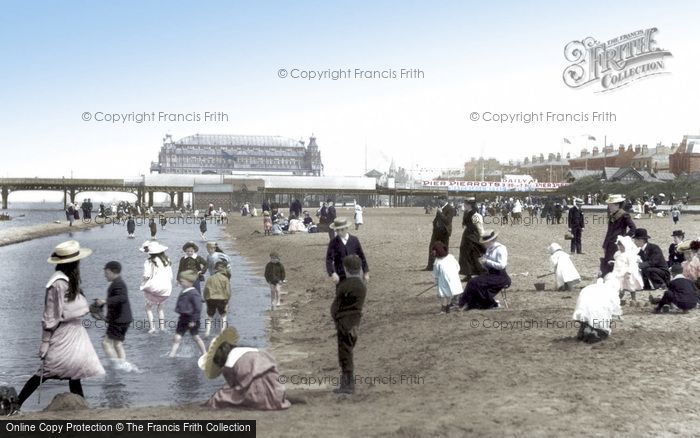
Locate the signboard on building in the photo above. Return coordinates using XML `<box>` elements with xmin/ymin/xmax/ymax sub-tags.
<box><xmin>421</xmin><ymin>180</ymin><xmax>567</xmax><ymax>192</ymax></box>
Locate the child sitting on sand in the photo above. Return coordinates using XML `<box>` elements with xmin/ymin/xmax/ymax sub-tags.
<box><xmin>548</xmin><ymin>243</ymin><xmax>581</xmax><ymax>291</ymax></box>
<box><xmin>650</xmin><ymin>264</ymin><xmax>699</xmax><ymax>313</ymax></box>
<box><xmin>611</xmin><ymin>235</ymin><xmax>644</xmax><ymax>305</ymax></box>
<box><xmin>431</xmin><ymin>241</ymin><xmax>462</xmax><ymax>314</ymax></box>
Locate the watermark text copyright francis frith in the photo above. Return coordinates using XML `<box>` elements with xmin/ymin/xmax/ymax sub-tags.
<box><xmin>277</xmin><ymin>68</ymin><xmax>424</xmax><ymax>80</ymax></box>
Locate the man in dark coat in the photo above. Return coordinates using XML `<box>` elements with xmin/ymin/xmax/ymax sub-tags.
<box><xmin>650</xmin><ymin>264</ymin><xmax>698</xmax><ymax>313</ymax></box>
<box><xmin>567</xmin><ymin>198</ymin><xmax>585</xmax><ymax>254</ymax></box>
<box><xmin>458</xmin><ymin>197</ymin><xmax>485</xmax><ymax>279</ymax></box>
<box><xmin>424</xmin><ymin>195</ymin><xmax>457</xmax><ymax>271</ymax></box>
<box><xmin>633</xmin><ymin>228</ymin><xmax>670</xmax><ymax>290</ymax></box>
<box><xmin>600</xmin><ymin>194</ymin><xmax>636</xmax><ymax>276</ymax></box>
<box><xmin>330</xmin><ymin>255</ymin><xmax>367</xmax><ymax>394</ymax></box>
<box><xmin>326</xmin><ymin>218</ymin><xmax>369</xmax><ymax>284</ymax></box>
<box><xmin>326</xmin><ymin>200</ymin><xmax>337</xmax><ymax>241</ymax></box>
<box><xmin>98</xmin><ymin>261</ymin><xmax>133</xmax><ymax>362</ymax></box>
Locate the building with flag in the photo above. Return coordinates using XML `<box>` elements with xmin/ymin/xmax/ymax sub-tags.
<box><xmin>150</xmin><ymin>134</ymin><xmax>323</xmax><ymax>176</ymax></box>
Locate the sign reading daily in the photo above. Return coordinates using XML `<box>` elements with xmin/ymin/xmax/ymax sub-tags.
<box><xmin>563</xmin><ymin>28</ymin><xmax>672</xmax><ymax>92</ymax></box>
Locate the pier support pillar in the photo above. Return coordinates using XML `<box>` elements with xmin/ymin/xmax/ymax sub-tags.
<box><xmin>177</xmin><ymin>192</ymin><xmax>184</xmax><ymax>208</ymax></box>
<box><xmin>63</xmin><ymin>190</ymin><xmax>67</xmax><ymax>209</ymax></box>
<box><xmin>1</xmin><ymin>187</ymin><xmax>7</xmax><ymax>210</ymax></box>
<box><xmin>69</xmin><ymin>188</ymin><xmax>76</xmax><ymax>205</ymax></box>
<box><xmin>169</xmin><ymin>192</ymin><xmax>176</xmax><ymax>209</ymax></box>
<box><xmin>148</xmin><ymin>191</ymin><xmax>154</xmax><ymax>207</ymax></box>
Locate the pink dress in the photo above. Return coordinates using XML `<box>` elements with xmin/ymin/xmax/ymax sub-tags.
<box><xmin>263</xmin><ymin>217</ymin><xmax>272</xmax><ymax>232</ymax></box>
<box><xmin>205</xmin><ymin>349</ymin><xmax>291</xmax><ymax>410</ymax></box>
<box><xmin>140</xmin><ymin>258</ymin><xmax>173</xmax><ymax>305</ymax></box>
<box><xmin>682</xmin><ymin>255</ymin><xmax>700</xmax><ymax>281</ymax></box>
<box><xmin>39</xmin><ymin>272</ymin><xmax>105</xmax><ymax>379</ymax></box>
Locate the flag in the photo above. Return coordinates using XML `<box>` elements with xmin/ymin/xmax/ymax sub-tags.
<box><xmin>588</xmin><ymin>135</ymin><xmax>596</xmax><ymax>141</ymax></box>
<box><xmin>563</xmin><ymin>138</ymin><xmax>571</xmax><ymax>144</ymax></box>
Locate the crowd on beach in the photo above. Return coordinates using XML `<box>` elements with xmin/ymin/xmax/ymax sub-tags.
<box><xmin>6</xmin><ymin>191</ymin><xmax>700</xmax><ymax>414</ymax></box>
<box><xmin>425</xmin><ymin>192</ymin><xmax>700</xmax><ymax>345</ymax></box>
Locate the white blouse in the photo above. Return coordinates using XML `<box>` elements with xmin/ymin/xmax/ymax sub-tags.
<box><xmin>484</xmin><ymin>242</ymin><xmax>508</xmax><ymax>270</ymax></box>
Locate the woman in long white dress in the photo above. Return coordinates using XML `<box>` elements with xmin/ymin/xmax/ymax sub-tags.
<box><xmin>16</xmin><ymin>240</ymin><xmax>105</xmax><ymax>409</ymax></box>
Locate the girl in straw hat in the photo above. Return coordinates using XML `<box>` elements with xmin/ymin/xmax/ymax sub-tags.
<box><xmin>198</xmin><ymin>327</ymin><xmax>290</xmax><ymax>410</ymax></box>
<box><xmin>139</xmin><ymin>241</ymin><xmax>173</xmax><ymax>333</ymax></box>
<box><xmin>16</xmin><ymin>240</ymin><xmax>105</xmax><ymax>410</ymax></box>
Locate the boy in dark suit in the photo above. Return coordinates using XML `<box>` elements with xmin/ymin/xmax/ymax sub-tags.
<box><xmin>651</xmin><ymin>264</ymin><xmax>699</xmax><ymax>313</ymax></box>
<box><xmin>633</xmin><ymin>228</ymin><xmax>670</xmax><ymax>289</ymax></box>
<box><xmin>325</xmin><ymin>218</ymin><xmax>369</xmax><ymax>285</ymax></box>
<box><xmin>331</xmin><ymin>255</ymin><xmax>367</xmax><ymax>394</ymax></box>
<box><xmin>99</xmin><ymin>261</ymin><xmax>133</xmax><ymax>363</ymax></box>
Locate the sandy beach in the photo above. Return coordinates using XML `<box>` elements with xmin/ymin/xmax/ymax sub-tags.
<box><xmin>18</xmin><ymin>207</ymin><xmax>700</xmax><ymax>437</ymax></box>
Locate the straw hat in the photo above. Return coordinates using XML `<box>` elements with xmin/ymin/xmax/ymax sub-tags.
<box><xmin>206</xmin><ymin>241</ymin><xmax>217</xmax><ymax>248</ymax></box>
<box><xmin>329</xmin><ymin>218</ymin><xmax>351</xmax><ymax>230</ymax></box>
<box><xmin>605</xmin><ymin>194</ymin><xmax>626</xmax><ymax>204</ymax></box>
<box><xmin>481</xmin><ymin>230</ymin><xmax>499</xmax><ymax>244</ymax></box>
<box><xmin>198</xmin><ymin>327</ymin><xmax>240</xmax><ymax>379</ymax></box>
<box><xmin>139</xmin><ymin>240</ymin><xmax>168</xmax><ymax>254</ymax></box>
<box><xmin>47</xmin><ymin>240</ymin><xmax>92</xmax><ymax>264</ymax></box>
<box><xmin>676</xmin><ymin>240</ymin><xmax>692</xmax><ymax>252</ymax></box>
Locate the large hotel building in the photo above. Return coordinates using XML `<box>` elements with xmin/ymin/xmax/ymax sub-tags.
<box><xmin>150</xmin><ymin>134</ymin><xmax>323</xmax><ymax>175</ymax></box>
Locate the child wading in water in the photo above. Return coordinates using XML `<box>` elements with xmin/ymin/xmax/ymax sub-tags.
<box><xmin>431</xmin><ymin>241</ymin><xmax>462</xmax><ymax>314</ymax></box>
<box><xmin>611</xmin><ymin>235</ymin><xmax>644</xmax><ymax>305</ymax></box>
<box><xmin>264</xmin><ymin>251</ymin><xmax>286</xmax><ymax>309</ymax></box>
<box><xmin>263</xmin><ymin>211</ymin><xmax>273</xmax><ymax>235</ymax></box>
<box><xmin>169</xmin><ymin>270</ymin><xmax>207</xmax><ymax>358</ymax></box>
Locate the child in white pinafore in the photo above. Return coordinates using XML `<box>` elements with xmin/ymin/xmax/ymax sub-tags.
<box><xmin>431</xmin><ymin>241</ymin><xmax>463</xmax><ymax>314</ymax></box>
<box><xmin>548</xmin><ymin>242</ymin><xmax>581</xmax><ymax>291</ymax></box>
<box><xmin>611</xmin><ymin>235</ymin><xmax>644</xmax><ymax>304</ymax></box>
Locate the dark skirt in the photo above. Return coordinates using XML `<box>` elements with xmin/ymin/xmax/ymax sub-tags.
<box><xmin>460</xmin><ymin>268</ymin><xmax>511</xmax><ymax>309</ymax></box>
<box><xmin>458</xmin><ymin>233</ymin><xmax>485</xmax><ymax>277</ymax></box>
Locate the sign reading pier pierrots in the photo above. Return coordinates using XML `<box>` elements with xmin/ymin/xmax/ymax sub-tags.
<box><xmin>563</xmin><ymin>28</ymin><xmax>672</xmax><ymax>92</ymax></box>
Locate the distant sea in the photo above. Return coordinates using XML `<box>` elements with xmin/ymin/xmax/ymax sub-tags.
<box><xmin>0</xmin><ymin>202</ymin><xmax>68</xmax><ymax>229</ymax></box>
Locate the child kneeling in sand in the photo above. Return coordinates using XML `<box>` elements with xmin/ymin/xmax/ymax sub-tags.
<box><xmin>431</xmin><ymin>241</ymin><xmax>462</xmax><ymax>314</ymax></box>
<box><xmin>572</xmin><ymin>275</ymin><xmax>622</xmax><ymax>344</ymax></box>
<box><xmin>169</xmin><ymin>270</ymin><xmax>207</xmax><ymax>358</ymax></box>
<box><xmin>650</xmin><ymin>264</ymin><xmax>699</xmax><ymax>313</ymax></box>
<box><xmin>548</xmin><ymin>243</ymin><xmax>581</xmax><ymax>291</ymax></box>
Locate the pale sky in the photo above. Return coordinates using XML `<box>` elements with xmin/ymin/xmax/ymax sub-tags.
<box><xmin>1</xmin><ymin>0</ymin><xmax>698</xmax><ymax>183</ymax></box>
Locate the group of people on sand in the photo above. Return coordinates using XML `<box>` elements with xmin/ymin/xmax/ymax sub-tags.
<box><xmin>424</xmin><ymin>193</ymin><xmax>700</xmax><ymax>344</ymax></box>
<box><xmin>261</xmin><ymin>199</ymin><xmax>364</xmax><ymax>237</ymax></box>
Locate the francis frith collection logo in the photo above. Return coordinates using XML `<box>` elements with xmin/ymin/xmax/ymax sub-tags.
<box><xmin>563</xmin><ymin>28</ymin><xmax>672</xmax><ymax>92</ymax></box>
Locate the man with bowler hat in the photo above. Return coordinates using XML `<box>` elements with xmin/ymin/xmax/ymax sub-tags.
<box><xmin>632</xmin><ymin>228</ymin><xmax>670</xmax><ymax>290</ymax></box>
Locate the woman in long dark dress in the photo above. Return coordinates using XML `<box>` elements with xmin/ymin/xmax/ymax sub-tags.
<box><xmin>600</xmin><ymin>194</ymin><xmax>636</xmax><ymax>277</ymax></box>
<box><xmin>458</xmin><ymin>197</ymin><xmax>485</xmax><ymax>280</ymax></box>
